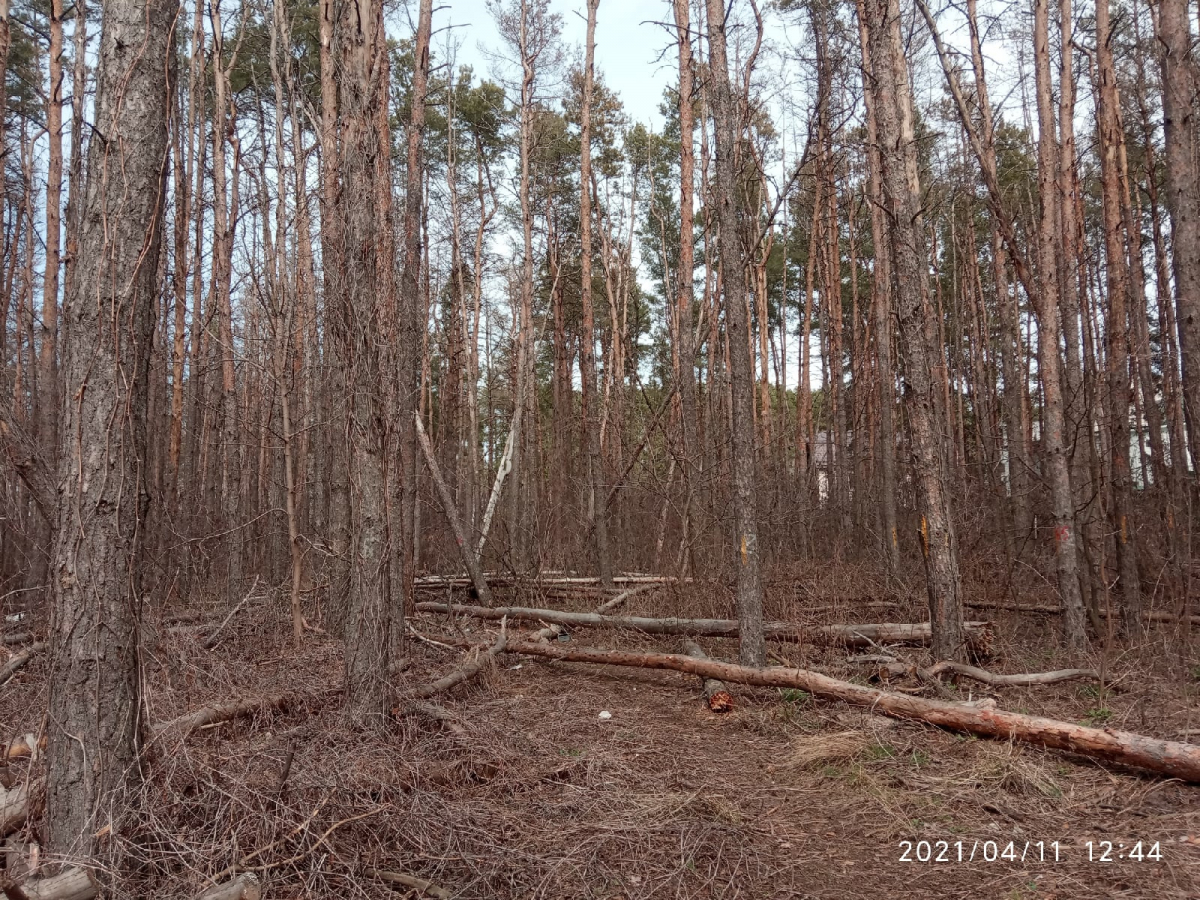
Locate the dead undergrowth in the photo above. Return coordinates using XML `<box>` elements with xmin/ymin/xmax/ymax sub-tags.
<box><xmin>1</xmin><ymin>578</ymin><xmax>1197</xmax><ymax>899</ymax></box>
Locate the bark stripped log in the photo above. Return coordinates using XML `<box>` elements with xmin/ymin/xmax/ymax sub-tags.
<box><xmin>493</xmin><ymin>640</ymin><xmax>1200</xmax><ymax>781</ymax></box>
<box><xmin>0</xmin><ymin>645</ymin><xmax>46</xmax><ymax>684</ymax></box>
<box><xmin>416</xmin><ymin>602</ymin><xmax>995</xmax><ymax>653</ymax></box>
<box><xmin>149</xmin><ymin>694</ymin><xmax>304</xmax><ymax>744</ymax></box>
<box><xmin>681</xmin><ymin>640</ymin><xmax>733</xmax><ymax>712</ymax></box>
<box><xmin>401</xmin><ymin>623</ymin><xmax>507</xmax><ymax>702</ymax></box>
<box><xmin>0</xmin><ymin>780</ymin><xmax>37</xmax><ymax>836</ymax></box>
<box><xmin>192</xmin><ymin>873</ymin><xmax>261</xmax><ymax>900</ymax></box>
<box><xmin>924</xmin><ymin>662</ymin><xmax>1102</xmax><ymax>687</ymax></box>
<box><xmin>414</xmin><ymin>414</ymin><xmax>492</xmax><ymax>606</ymax></box>
<box><xmin>364</xmin><ymin>867</ymin><xmax>450</xmax><ymax>899</ymax></box>
<box><xmin>10</xmin><ymin>868</ymin><xmax>98</xmax><ymax>900</ymax></box>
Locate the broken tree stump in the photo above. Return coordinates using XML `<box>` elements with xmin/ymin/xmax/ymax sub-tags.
<box><xmin>489</xmin><ymin>639</ymin><xmax>1200</xmax><ymax>782</ymax></box>
<box><xmin>416</xmin><ymin>602</ymin><xmax>994</xmax><ymax>654</ymax></box>
<box><xmin>682</xmin><ymin>640</ymin><xmax>733</xmax><ymax>712</ymax></box>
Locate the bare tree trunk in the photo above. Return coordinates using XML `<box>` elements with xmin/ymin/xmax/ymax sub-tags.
<box><xmin>1156</xmin><ymin>0</ymin><xmax>1200</xmax><ymax>476</ymax></box>
<box><xmin>854</xmin><ymin>0</ymin><xmax>899</xmax><ymax>573</ymax></box>
<box><xmin>1032</xmin><ymin>0</ymin><xmax>1088</xmax><ymax>649</ymax></box>
<box><xmin>863</xmin><ymin>0</ymin><xmax>966</xmax><ymax>661</ymax></box>
<box><xmin>1056</xmin><ymin>0</ymin><xmax>1097</xmax><ymax>616</ymax></box>
<box><xmin>210</xmin><ymin>5</ymin><xmax>243</xmax><ymax>606</ymax></box>
<box><xmin>705</xmin><ymin>0</ymin><xmax>765</xmax><ymax>666</ymax></box>
<box><xmin>396</xmin><ymin>0</ymin><xmax>432</xmax><ymax>653</ymax></box>
<box><xmin>318</xmin><ymin>0</ymin><xmax>349</xmax><ymax>617</ymax></box>
<box><xmin>579</xmin><ymin>0</ymin><xmax>612</xmax><ymax>588</ymax></box>
<box><xmin>332</xmin><ymin>0</ymin><xmax>402</xmax><ymax>721</ymax></box>
<box><xmin>46</xmin><ymin>0</ymin><xmax>174</xmax><ymax>858</ymax></box>
<box><xmin>1094</xmin><ymin>0</ymin><xmax>1143</xmax><ymax>629</ymax></box>
<box><xmin>672</xmin><ymin>0</ymin><xmax>700</xmax><ymax>572</ymax></box>
<box><xmin>38</xmin><ymin>0</ymin><xmax>63</xmax><ymax>464</ymax></box>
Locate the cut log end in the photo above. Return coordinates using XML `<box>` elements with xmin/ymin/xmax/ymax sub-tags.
<box><xmin>706</xmin><ymin>690</ymin><xmax>734</xmax><ymax>713</ymax></box>
<box><xmin>682</xmin><ymin>639</ymin><xmax>733</xmax><ymax>713</ymax></box>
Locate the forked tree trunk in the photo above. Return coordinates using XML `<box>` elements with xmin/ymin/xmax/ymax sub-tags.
<box><xmin>46</xmin><ymin>0</ymin><xmax>175</xmax><ymax>859</ymax></box>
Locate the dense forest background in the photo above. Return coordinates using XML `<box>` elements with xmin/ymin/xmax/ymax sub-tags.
<box><xmin>1</xmin><ymin>0</ymin><xmax>1200</xmax><ymax>886</ymax></box>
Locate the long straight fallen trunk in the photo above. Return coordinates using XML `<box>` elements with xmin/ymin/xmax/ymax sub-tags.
<box><xmin>496</xmin><ymin>639</ymin><xmax>1200</xmax><ymax>782</ymax></box>
<box><xmin>416</xmin><ymin>602</ymin><xmax>994</xmax><ymax>652</ymax></box>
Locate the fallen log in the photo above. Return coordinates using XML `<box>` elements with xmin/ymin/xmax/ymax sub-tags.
<box><xmin>201</xmin><ymin>577</ymin><xmax>259</xmax><ymax>650</ymax></box>
<box><xmin>364</xmin><ymin>867</ymin><xmax>450</xmax><ymax>899</ymax></box>
<box><xmin>964</xmin><ymin>600</ymin><xmax>1200</xmax><ymax>627</ymax></box>
<box><xmin>595</xmin><ymin>582</ymin><xmax>659</xmax><ymax>614</ymax></box>
<box><xmin>681</xmin><ymin>640</ymin><xmax>733</xmax><ymax>712</ymax></box>
<box><xmin>0</xmin><ymin>781</ymin><xmax>37</xmax><ymax>837</ymax></box>
<box><xmin>1</xmin><ymin>634</ymin><xmax>33</xmax><ymax>648</ymax></box>
<box><xmin>402</xmin><ymin>624</ymin><xmax>507</xmax><ymax>701</ymax></box>
<box><xmin>416</xmin><ymin>602</ymin><xmax>995</xmax><ymax>653</ymax></box>
<box><xmin>150</xmin><ymin>694</ymin><xmax>303</xmax><ymax>744</ymax></box>
<box><xmin>491</xmin><ymin>639</ymin><xmax>1200</xmax><ymax>782</ymax></box>
<box><xmin>193</xmin><ymin>873</ymin><xmax>261</xmax><ymax>900</ymax></box>
<box><xmin>414</xmin><ymin>573</ymin><xmax>689</xmax><ymax>588</ymax></box>
<box><xmin>415</xmin><ymin>414</ymin><xmax>493</xmax><ymax>607</ymax></box>
<box><xmin>0</xmin><ymin>645</ymin><xmax>47</xmax><ymax>684</ymax></box>
<box><xmin>924</xmin><ymin>661</ymin><xmax>1103</xmax><ymax>687</ymax></box>
<box><xmin>13</xmin><ymin>868</ymin><xmax>98</xmax><ymax>900</ymax></box>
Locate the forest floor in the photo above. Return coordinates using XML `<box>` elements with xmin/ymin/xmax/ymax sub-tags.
<box><xmin>2</xmin><ymin>576</ymin><xmax>1199</xmax><ymax>899</ymax></box>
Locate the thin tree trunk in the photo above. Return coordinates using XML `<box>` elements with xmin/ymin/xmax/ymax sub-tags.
<box><xmin>1094</xmin><ymin>0</ymin><xmax>1143</xmax><ymax>629</ymax></box>
<box><xmin>1032</xmin><ymin>0</ymin><xmax>1088</xmax><ymax>649</ymax></box>
<box><xmin>1156</xmin><ymin>0</ymin><xmax>1200</xmax><ymax>477</ymax></box>
<box><xmin>855</xmin><ymin>0</ymin><xmax>899</xmax><ymax>573</ymax></box>
<box><xmin>579</xmin><ymin>0</ymin><xmax>612</xmax><ymax>588</ymax></box>
<box><xmin>673</xmin><ymin>0</ymin><xmax>700</xmax><ymax>571</ymax></box>
<box><xmin>705</xmin><ymin>0</ymin><xmax>765</xmax><ymax>666</ymax></box>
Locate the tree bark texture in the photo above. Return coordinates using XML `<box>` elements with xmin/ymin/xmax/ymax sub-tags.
<box><xmin>46</xmin><ymin>0</ymin><xmax>175</xmax><ymax>859</ymax></box>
